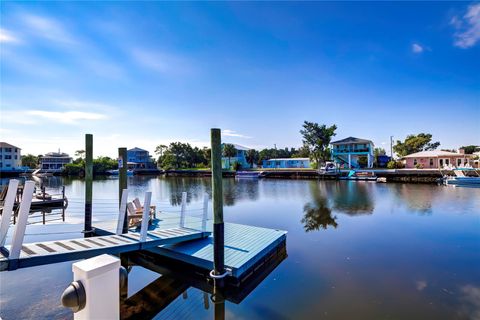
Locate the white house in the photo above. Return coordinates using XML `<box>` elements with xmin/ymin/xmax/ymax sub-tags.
<box><xmin>39</xmin><ymin>151</ymin><xmax>73</xmax><ymax>172</ymax></box>
<box><xmin>0</xmin><ymin>142</ymin><xmax>22</xmax><ymax>170</ymax></box>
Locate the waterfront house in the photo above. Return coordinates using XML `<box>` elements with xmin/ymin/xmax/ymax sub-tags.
<box><xmin>262</xmin><ymin>158</ymin><xmax>311</xmax><ymax>169</ymax></box>
<box><xmin>221</xmin><ymin>144</ymin><xmax>250</xmax><ymax>169</ymax></box>
<box><xmin>127</xmin><ymin>147</ymin><xmax>156</xmax><ymax>169</ymax></box>
<box><xmin>331</xmin><ymin>137</ymin><xmax>374</xmax><ymax>169</ymax></box>
<box><xmin>376</xmin><ymin>155</ymin><xmax>392</xmax><ymax>168</ymax></box>
<box><xmin>401</xmin><ymin>149</ymin><xmax>474</xmax><ymax>169</ymax></box>
<box><xmin>0</xmin><ymin>142</ymin><xmax>23</xmax><ymax>171</ymax></box>
<box><xmin>39</xmin><ymin>151</ymin><xmax>72</xmax><ymax>172</ymax></box>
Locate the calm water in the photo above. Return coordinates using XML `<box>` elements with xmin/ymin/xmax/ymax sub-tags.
<box><xmin>0</xmin><ymin>176</ymin><xmax>479</xmax><ymax>320</ymax></box>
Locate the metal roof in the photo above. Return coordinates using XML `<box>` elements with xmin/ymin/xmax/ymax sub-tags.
<box><xmin>331</xmin><ymin>137</ymin><xmax>373</xmax><ymax>145</ymax></box>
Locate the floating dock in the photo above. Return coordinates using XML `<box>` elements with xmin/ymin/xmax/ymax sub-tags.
<box><xmin>96</xmin><ymin>214</ymin><xmax>287</xmax><ymax>285</ymax></box>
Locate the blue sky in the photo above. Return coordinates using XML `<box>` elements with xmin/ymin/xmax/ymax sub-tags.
<box><xmin>1</xmin><ymin>2</ymin><xmax>479</xmax><ymax>157</ymax></box>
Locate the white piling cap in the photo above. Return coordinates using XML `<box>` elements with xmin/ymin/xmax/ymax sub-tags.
<box><xmin>73</xmin><ymin>254</ymin><xmax>120</xmax><ymax>279</ymax></box>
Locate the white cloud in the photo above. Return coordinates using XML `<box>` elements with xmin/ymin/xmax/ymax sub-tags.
<box><xmin>131</xmin><ymin>48</ymin><xmax>193</xmax><ymax>75</ymax></box>
<box><xmin>451</xmin><ymin>3</ymin><xmax>480</xmax><ymax>49</ymax></box>
<box><xmin>20</xmin><ymin>14</ymin><xmax>77</xmax><ymax>45</ymax></box>
<box><xmin>0</xmin><ymin>28</ymin><xmax>20</xmax><ymax>43</ymax></box>
<box><xmin>26</xmin><ymin>110</ymin><xmax>107</xmax><ymax>124</ymax></box>
<box><xmin>222</xmin><ymin>129</ymin><xmax>251</xmax><ymax>139</ymax></box>
<box><xmin>412</xmin><ymin>43</ymin><xmax>424</xmax><ymax>53</ymax></box>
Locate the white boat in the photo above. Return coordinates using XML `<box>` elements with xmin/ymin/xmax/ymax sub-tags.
<box><xmin>444</xmin><ymin>169</ymin><xmax>480</xmax><ymax>186</ymax></box>
<box><xmin>107</xmin><ymin>169</ymin><xmax>134</xmax><ymax>176</ymax></box>
<box><xmin>235</xmin><ymin>171</ymin><xmax>263</xmax><ymax>179</ymax></box>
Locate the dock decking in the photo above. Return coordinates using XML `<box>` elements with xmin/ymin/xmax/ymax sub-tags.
<box><xmin>96</xmin><ymin>214</ymin><xmax>287</xmax><ymax>282</ymax></box>
<box><xmin>0</xmin><ymin>227</ymin><xmax>210</xmax><ymax>271</ymax></box>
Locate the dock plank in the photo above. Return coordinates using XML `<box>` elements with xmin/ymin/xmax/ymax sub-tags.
<box><xmin>0</xmin><ymin>227</ymin><xmax>210</xmax><ymax>271</ymax></box>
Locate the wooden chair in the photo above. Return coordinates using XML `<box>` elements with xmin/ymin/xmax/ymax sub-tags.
<box><xmin>133</xmin><ymin>197</ymin><xmax>157</xmax><ymax>219</ymax></box>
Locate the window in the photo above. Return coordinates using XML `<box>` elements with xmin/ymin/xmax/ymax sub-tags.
<box><xmin>413</xmin><ymin>159</ymin><xmax>417</xmax><ymax>165</ymax></box>
<box><xmin>429</xmin><ymin>158</ymin><xmax>433</xmax><ymax>166</ymax></box>
<box><xmin>4</xmin><ymin>155</ymin><xmax>11</xmax><ymax>159</ymax></box>
<box><xmin>6</xmin><ymin>164</ymin><xmax>11</xmax><ymax>167</ymax></box>
<box><xmin>0</xmin><ymin>155</ymin><xmax>2</xmax><ymax>159</ymax></box>
<box><xmin>14</xmin><ymin>155</ymin><xmax>17</xmax><ymax>160</ymax></box>
<box><xmin>4</xmin><ymin>148</ymin><xmax>12</xmax><ymax>152</ymax></box>
<box><xmin>457</xmin><ymin>159</ymin><xmax>462</xmax><ymax>166</ymax></box>
<box><xmin>14</xmin><ymin>148</ymin><xmax>18</xmax><ymax>152</ymax></box>
<box><xmin>445</xmin><ymin>159</ymin><xmax>450</xmax><ymax>165</ymax></box>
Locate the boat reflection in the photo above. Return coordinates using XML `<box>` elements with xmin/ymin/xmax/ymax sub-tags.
<box><xmin>120</xmin><ymin>241</ymin><xmax>287</xmax><ymax>320</ymax></box>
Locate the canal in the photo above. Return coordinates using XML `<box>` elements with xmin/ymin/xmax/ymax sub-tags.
<box><xmin>0</xmin><ymin>176</ymin><xmax>479</xmax><ymax>319</ymax></box>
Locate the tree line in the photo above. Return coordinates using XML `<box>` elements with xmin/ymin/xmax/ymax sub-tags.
<box><xmin>20</xmin><ymin>123</ymin><xmax>479</xmax><ymax>171</ymax></box>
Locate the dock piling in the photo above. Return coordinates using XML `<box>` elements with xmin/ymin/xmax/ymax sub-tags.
<box><xmin>211</xmin><ymin>128</ymin><xmax>225</xmax><ymax>286</ymax></box>
<box><xmin>118</xmin><ymin>148</ymin><xmax>128</xmax><ymax>233</ymax></box>
<box><xmin>10</xmin><ymin>181</ymin><xmax>35</xmax><ymax>260</ymax></box>
<box><xmin>180</xmin><ymin>192</ymin><xmax>187</xmax><ymax>228</ymax></box>
<box><xmin>0</xmin><ymin>179</ymin><xmax>19</xmax><ymax>247</ymax></box>
<box><xmin>84</xmin><ymin>134</ymin><xmax>93</xmax><ymax>235</ymax></box>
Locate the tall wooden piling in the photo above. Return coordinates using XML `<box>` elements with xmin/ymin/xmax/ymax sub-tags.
<box><xmin>84</xmin><ymin>134</ymin><xmax>94</xmax><ymax>236</ymax></box>
<box><xmin>118</xmin><ymin>148</ymin><xmax>128</xmax><ymax>233</ymax></box>
<box><xmin>211</xmin><ymin>128</ymin><xmax>225</xmax><ymax>287</ymax></box>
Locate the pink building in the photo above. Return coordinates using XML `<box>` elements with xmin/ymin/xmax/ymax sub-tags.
<box><xmin>402</xmin><ymin>149</ymin><xmax>474</xmax><ymax>169</ymax></box>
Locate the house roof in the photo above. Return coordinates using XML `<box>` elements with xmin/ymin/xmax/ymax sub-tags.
<box><xmin>0</xmin><ymin>142</ymin><xmax>21</xmax><ymax>149</ymax></box>
<box><xmin>402</xmin><ymin>150</ymin><xmax>472</xmax><ymax>158</ymax></box>
<box><xmin>43</xmin><ymin>152</ymin><xmax>71</xmax><ymax>158</ymax></box>
<box><xmin>266</xmin><ymin>158</ymin><xmax>310</xmax><ymax>161</ymax></box>
<box><xmin>128</xmin><ymin>147</ymin><xmax>148</xmax><ymax>152</ymax></box>
<box><xmin>331</xmin><ymin>137</ymin><xmax>373</xmax><ymax>145</ymax></box>
<box><xmin>222</xmin><ymin>143</ymin><xmax>251</xmax><ymax>151</ymax></box>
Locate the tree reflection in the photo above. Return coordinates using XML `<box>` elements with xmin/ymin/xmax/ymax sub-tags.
<box><xmin>301</xmin><ymin>182</ymin><xmax>338</xmax><ymax>232</ymax></box>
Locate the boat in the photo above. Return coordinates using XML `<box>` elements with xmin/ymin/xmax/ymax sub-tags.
<box><xmin>235</xmin><ymin>171</ymin><xmax>263</xmax><ymax>179</ymax></box>
<box><xmin>339</xmin><ymin>170</ymin><xmax>377</xmax><ymax>181</ymax></box>
<box><xmin>444</xmin><ymin>169</ymin><xmax>480</xmax><ymax>187</ymax></box>
<box><xmin>106</xmin><ymin>169</ymin><xmax>134</xmax><ymax>176</ymax></box>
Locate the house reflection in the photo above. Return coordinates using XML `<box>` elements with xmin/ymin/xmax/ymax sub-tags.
<box><xmin>390</xmin><ymin>184</ymin><xmax>437</xmax><ymax>214</ymax></box>
<box><xmin>331</xmin><ymin>182</ymin><xmax>375</xmax><ymax>215</ymax></box>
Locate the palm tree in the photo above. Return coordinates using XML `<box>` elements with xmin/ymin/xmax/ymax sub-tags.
<box><xmin>222</xmin><ymin>144</ymin><xmax>237</xmax><ymax>169</ymax></box>
<box><xmin>246</xmin><ymin>149</ymin><xmax>258</xmax><ymax>168</ymax></box>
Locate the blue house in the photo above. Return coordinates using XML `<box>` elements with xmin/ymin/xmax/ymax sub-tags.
<box><xmin>127</xmin><ymin>147</ymin><xmax>155</xmax><ymax>169</ymax></box>
<box><xmin>262</xmin><ymin>158</ymin><xmax>311</xmax><ymax>169</ymax></box>
<box><xmin>331</xmin><ymin>137</ymin><xmax>374</xmax><ymax>169</ymax></box>
<box><xmin>221</xmin><ymin>144</ymin><xmax>250</xmax><ymax>169</ymax></box>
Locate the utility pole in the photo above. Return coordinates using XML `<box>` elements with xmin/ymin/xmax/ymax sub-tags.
<box><xmin>118</xmin><ymin>148</ymin><xmax>128</xmax><ymax>233</ymax></box>
<box><xmin>390</xmin><ymin>136</ymin><xmax>394</xmax><ymax>159</ymax></box>
<box><xmin>84</xmin><ymin>134</ymin><xmax>93</xmax><ymax>236</ymax></box>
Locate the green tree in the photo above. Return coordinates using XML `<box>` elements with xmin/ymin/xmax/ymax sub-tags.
<box><xmin>460</xmin><ymin>145</ymin><xmax>479</xmax><ymax>154</ymax></box>
<box><xmin>246</xmin><ymin>149</ymin><xmax>258</xmax><ymax>168</ymax></box>
<box><xmin>21</xmin><ymin>154</ymin><xmax>38</xmax><ymax>169</ymax></box>
<box><xmin>393</xmin><ymin>133</ymin><xmax>440</xmax><ymax>157</ymax></box>
<box><xmin>75</xmin><ymin>150</ymin><xmax>85</xmax><ymax>159</ymax></box>
<box><xmin>374</xmin><ymin>148</ymin><xmax>386</xmax><ymax>157</ymax></box>
<box><xmin>300</xmin><ymin>121</ymin><xmax>337</xmax><ymax>166</ymax></box>
<box><xmin>222</xmin><ymin>144</ymin><xmax>237</xmax><ymax>169</ymax></box>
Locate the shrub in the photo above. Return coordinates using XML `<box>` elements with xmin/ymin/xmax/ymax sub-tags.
<box><xmin>386</xmin><ymin>160</ymin><xmax>396</xmax><ymax>169</ymax></box>
<box><xmin>415</xmin><ymin>163</ymin><xmax>424</xmax><ymax>169</ymax></box>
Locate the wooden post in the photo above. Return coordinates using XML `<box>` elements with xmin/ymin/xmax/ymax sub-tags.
<box><xmin>118</xmin><ymin>148</ymin><xmax>128</xmax><ymax>233</ymax></box>
<box><xmin>10</xmin><ymin>181</ymin><xmax>35</xmax><ymax>260</ymax></box>
<box><xmin>180</xmin><ymin>192</ymin><xmax>187</xmax><ymax>228</ymax></box>
<box><xmin>0</xmin><ymin>179</ymin><xmax>19</xmax><ymax>247</ymax></box>
<box><xmin>84</xmin><ymin>134</ymin><xmax>94</xmax><ymax>236</ymax></box>
<box><xmin>211</xmin><ymin>128</ymin><xmax>225</xmax><ymax>286</ymax></box>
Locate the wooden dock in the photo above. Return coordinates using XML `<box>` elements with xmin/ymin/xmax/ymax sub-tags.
<box><xmin>0</xmin><ymin>227</ymin><xmax>210</xmax><ymax>271</ymax></box>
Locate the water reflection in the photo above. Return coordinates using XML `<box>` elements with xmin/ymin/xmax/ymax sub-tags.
<box><xmin>391</xmin><ymin>184</ymin><xmax>438</xmax><ymax>214</ymax></box>
<box><xmin>301</xmin><ymin>182</ymin><xmax>337</xmax><ymax>231</ymax></box>
<box><xmin>331</xmin><ymin>182</ymin><xmax>375</xmax><ymax>215</ymax></box>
